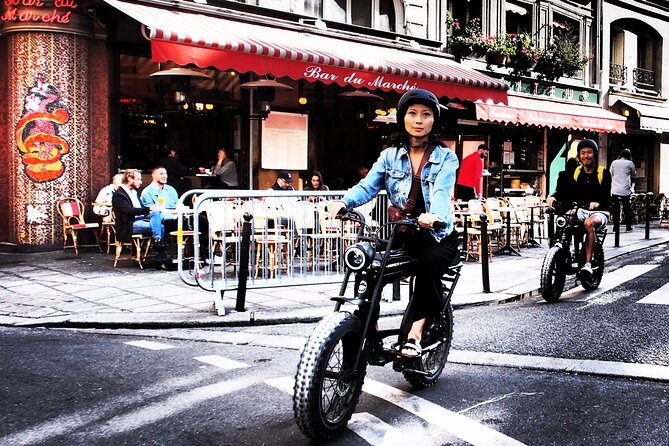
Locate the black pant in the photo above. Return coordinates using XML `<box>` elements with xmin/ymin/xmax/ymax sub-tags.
<box><xmin>403</xmin><ymin>229</ymin><xmax>460</xmax><ymax>323</ymax></box>
<box><xmin>456</xmin><ymin>184</ymin><xmax>476</xmax><ymax>201</ymax></box>
<box><xmin>612</xmin><ymin>194</ymin><xmax>632</xmax><ymax>230</ymax></box>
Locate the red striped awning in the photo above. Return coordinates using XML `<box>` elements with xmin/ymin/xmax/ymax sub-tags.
<box><xmin>104</xmin><ymin>0</ymin><xmax>508</xmax><ymax>104</ymax></box>
<box><xmin>475</xmin><ymin>96</ymin><xmax>627</xmax><ymax>133</ymax></box>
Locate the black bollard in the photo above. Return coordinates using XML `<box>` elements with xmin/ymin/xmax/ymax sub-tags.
<box><xmin>236</xmin><ymin>212</ymin><xmax>253</xmax><ymax>312</ymax></box>
<box><xmin>645</xmin><ymin>192</ymin><xmax>653</xmax><ymax>240</ymax></box>
<box><xmin>480</xmin><ymin>213</ymin><xmax>490</xmax><ymax>293</ymax></box>
<box><xmin>612</xmin><ymin>195</ymin><xmax>620</xmax><ymax>248</ymax></box>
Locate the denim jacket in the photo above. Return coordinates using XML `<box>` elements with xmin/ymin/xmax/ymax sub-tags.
<box><xmin>342</xmin><ymin>144</ymin><xmax>459</xmax><ymax>242</ymax></box>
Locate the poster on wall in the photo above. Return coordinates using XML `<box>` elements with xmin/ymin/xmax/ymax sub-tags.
<box><xmin>261</xmin><ymin>112</ymin><xmax>308</xmax><ymax>170</ymax></box>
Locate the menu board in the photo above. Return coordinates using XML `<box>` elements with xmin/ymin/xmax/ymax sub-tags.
<box><xmin>261</xmin><ymin>112</ymin><xmax>308</xmax><ymax>170</ymax></box>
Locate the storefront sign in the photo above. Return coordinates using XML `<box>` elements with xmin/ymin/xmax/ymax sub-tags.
<box><xmin>303</xmin><ymin>66</ymin><xmax>418</xmax><ymax>93</ymax></box>
<box><xmin>1</xmin><ymin>0</ymin><xmax>77</xmax><ymax>25</ymax></box>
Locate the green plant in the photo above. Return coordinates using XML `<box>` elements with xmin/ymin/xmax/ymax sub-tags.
<box><xmin>448</xmin><ymin>17</ymin><xmax>487</xmax><ymax>61</ymax></box>
<box><xmin>536</xmin><ymin>32</ymin><xmax>591</xmax><ymax>81</ymax></box>
<box><xmin>483</xmin><ymin>33</ymin><xmax>539</xmax><ymax>76</ymax></box>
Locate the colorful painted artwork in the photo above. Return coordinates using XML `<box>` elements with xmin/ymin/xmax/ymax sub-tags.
<box><xmin>15</xmin><ymin>76</ymin><xmax>70</xmax><ymax>183</ymax></box>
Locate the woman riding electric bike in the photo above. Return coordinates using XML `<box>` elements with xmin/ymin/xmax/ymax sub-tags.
<box><xmin>293</xmin><ymin>89</ymin><xmax>461</xmax><ymax>441</ymax></box>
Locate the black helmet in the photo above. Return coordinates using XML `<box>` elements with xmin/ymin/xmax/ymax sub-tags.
<box><xmin>577</xmin><ymin>139</ymin><xmax>599</xmax><ymax>161</ymax></box>
<box><xmin>396</xmin><ymin>89</ymin><xmax>442</xmax><ymax>126</ymax></box>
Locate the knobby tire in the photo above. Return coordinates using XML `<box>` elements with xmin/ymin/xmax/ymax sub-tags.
<box><xmin>540</xmin><ymin>246</ymin><xmax>567</xmax><ymax>302</ymax></box>
<box><xmin>403</xmin><ymin>302</ymin><xmax>454</xmax><ymax>389</ymax></box>
<box><xmin>293</xmin><ymin>312</ymin><xmax>366</xmax><ymax>441</ymax></box>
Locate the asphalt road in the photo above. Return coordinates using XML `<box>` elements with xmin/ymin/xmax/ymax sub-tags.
<box><xmin>1</xmin><ymin>245</ymin><xmax>668</xmax><ymax>446</ymax></box>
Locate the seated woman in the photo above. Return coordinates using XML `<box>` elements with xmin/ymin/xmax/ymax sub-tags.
<box><xmin>304</xmin><ymin>170</ymin><xmax>330</xmax><ymax>202</ymax></box>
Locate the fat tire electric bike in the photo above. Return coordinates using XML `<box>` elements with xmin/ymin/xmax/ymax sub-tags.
<box><xmin>293</xmin><ymin>208</ymin><xmax>462</xmax><ymax>441</ymax></box>
<box><xmin>540</xmin><ymin>204</ymin><xmax>607</xmax><ymax>302</ymax></box>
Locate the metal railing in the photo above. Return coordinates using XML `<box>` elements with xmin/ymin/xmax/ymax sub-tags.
<box><xmin>633</xmin><ymin>67</ymin><xmax>656</xmax><ymax>89</ymax></box>
<box><xmin>609</xmin><ymin>63</ymin><xmax>627</xmax><ymax>85</ymax></box>
<box><xmin>175</xmin><ymin>189</ymin><xmax>389</xmax><ymax>295</ymax></box>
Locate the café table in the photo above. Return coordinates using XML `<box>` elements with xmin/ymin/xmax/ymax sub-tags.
<box><xmin>494</xmin><ymin>206</ymin><xmax>522</xmax><ymax>256</ymax></box>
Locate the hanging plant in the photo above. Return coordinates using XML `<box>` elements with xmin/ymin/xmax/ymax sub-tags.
<box><xmin>535</xmin><ymin>32</ymin><xmax>591</xmax><ymax>81</ymax></box>
<box><xmin>446</xmin><ymin>17</ymin><xmax>487</xmax><ymax>61</ymax></box>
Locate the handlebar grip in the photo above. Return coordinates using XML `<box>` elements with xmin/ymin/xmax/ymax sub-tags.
<box><xmin>433</xmin><ymin>220</ymin><xmax>447</xmax><ymax>230</ymax></box>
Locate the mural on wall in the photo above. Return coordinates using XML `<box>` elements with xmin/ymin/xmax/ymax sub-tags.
<box><xmin>15</xmin><ymin>76</ymin><xmax>70</xmax><ymax>183</ymax></box>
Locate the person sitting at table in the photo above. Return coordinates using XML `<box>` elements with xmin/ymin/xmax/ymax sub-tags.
<box><xmin>112</xmin><ymin>169</ymin><xmax>167</xmax><ymax>267</ymax></box>
<box><xmin>212</xmin><ymin>147</ymin><xmax>239</xmax><ymax>189</ymax></box>
<box><xmin>157</xmin><ymin>145</ymin><xmax>205</xmax><ymax>195</ymax></box>
<box><xmin>304</xmin><ymin>170</ymin><xmax>329</xmax><ymax>202</ymax></box>
<box><xmin>93</xmin><ymin>173</ymin><xmax>123</xmax><ymax>223</ymax></box>
<box><xmin>140</xmin><ymin>166</ymin><xmax>210</xmax><ymax>259</ymax></box>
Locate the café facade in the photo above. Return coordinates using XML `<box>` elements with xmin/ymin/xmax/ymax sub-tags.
<box><xmin>0</xmin><ymin>0</ymin><xmax>628</xmax><ymax>249</ymax></box>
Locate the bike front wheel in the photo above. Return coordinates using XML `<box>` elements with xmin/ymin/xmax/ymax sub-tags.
<box><xmin>540</xmin><ymin>246</ymin><xmax>567</xmax><ymax>302</ymax></box>
<box><xmin>293</xmin><ymin>311</ymin><xmax>366</xmax><ymax>441</ymax></box>
<box><xmin>403</xmin><ymin>302</ymin><xmax>454</xmax><ymax>389</ymax></box>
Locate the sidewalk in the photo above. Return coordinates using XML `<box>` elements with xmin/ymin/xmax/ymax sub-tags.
<box><xmin>1</xmin><ymin>224</ymin><xmax>667</xmax><ymax>328</ymax></box>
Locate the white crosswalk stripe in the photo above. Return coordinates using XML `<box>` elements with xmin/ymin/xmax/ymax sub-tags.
<box><xmin>264</xmin><ymin>376</ymin><xmax>525</xmax><ymax>446</ymax></box>
<box><xmin>123</xmin><ymin>340</ymin><xmax>175</xmax><ymax>350</ymax></box>
<box><xmin>194</xmin><ymin>355</ymin><xmax>250</xmax><ymax>369</ymax></box>
<box><xmin>558</xmin><ymin>264</ymin><xmax>660</xmax><ymax>301</ymax></box>
<box><xmin>638</xmin><ymin>283</ymin><xmax>669</xmax><ymax>305</ymax></box>
<box><xmin>348</xmin><ymin>412</ymin><xmax>412</xmax><ymax>446</ymax></box>
<box><xmin>362</xmin><ymin>379</ymin><xmax>526</xmax><ymax>446</ymax></box>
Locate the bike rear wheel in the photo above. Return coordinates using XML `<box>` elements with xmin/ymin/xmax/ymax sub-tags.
<box><xmin>293</xmin><ymin>311</ymin><xmax>366</xmax><ymax>441</ymax></box>
<box><xmin>581</xmin><ymin>242</ymin><xmax>604</xmax><ymax>290</ymax></box>
<box><xmin>403</xmin><ymin>303</ymin><xmax>454</xmax><ymax>389</ymax></box>
<box><xmin>540</xmin><ymin>246</ymin><xmax>567</xmax><ymax>302</ymax></box>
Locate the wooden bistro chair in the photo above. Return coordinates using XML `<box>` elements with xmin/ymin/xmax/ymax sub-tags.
<box><xmin>100</xmin><ymin>212</ymin><xmax>116</xmax><ymax>255</ymax></box>
<box><xmin>56</xmin><ymin>197</ymin><xmax>101</xmax><ymax>255</ymax></box>
<box><xmin>241</xmin><ymin>199</ymin><xmax>292</xmax><ymax>279</ymax></box>
<box><xmin>114</xmin><ymin>235</ymin><xmax>152</xmax><ymax>269</ymax></box>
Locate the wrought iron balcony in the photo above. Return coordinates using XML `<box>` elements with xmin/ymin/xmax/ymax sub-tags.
<box><xmin>609</xmin><ymin>63</ymin><xmax>627</xmax><ymax>85</ymax></box>
<box><xmin>633</xmin><ymin>67</ymin><xmax>656</xmax><ymax>89</ymax></box>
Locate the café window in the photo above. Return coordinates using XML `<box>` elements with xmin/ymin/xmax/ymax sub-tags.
<box><xmin>302</xmin><ymin>0</ymin><xmax>397</xmax><ymax>31</ymax></box>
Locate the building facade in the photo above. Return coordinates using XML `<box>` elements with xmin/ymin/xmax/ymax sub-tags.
<box><xmin>1</xmin><ymin>0</ymin><xmax>662</xmax><ymax>249</ymax></box>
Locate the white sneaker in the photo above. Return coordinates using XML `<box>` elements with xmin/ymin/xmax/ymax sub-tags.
<box><xmin>580</xmin><ymin>263</ymin><xmax>593</xmax><ymax>277</ymax></box>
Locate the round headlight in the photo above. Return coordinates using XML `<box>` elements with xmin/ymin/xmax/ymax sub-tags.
<box><xmin>344</xmin><ymin>242</ymin><xmax>374</xmax><ymax>271</ymax></box>
<box><xmin>556</xmin><ymin>216</ymin><xmax>567</xmax><ymax>228</ymax></box>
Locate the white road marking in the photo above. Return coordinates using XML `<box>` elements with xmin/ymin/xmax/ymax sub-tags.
<box><xmin>450</xmin><ymin>350</ymin><xmax>669</xmax><ymax>381</ymax></box>
<box><xmin>559</xmin><ymin>264</ymin><xmax>659</xmax><ymax>301</ymax></box>
<box><xmin>0</xmin><ymin>373</ymin><xmax>222</xmax><ymax>446</ymax></box>
<box><xmin>123</xmin><ymin>340</ymin><xmax>175</xmax><ymax>350</ymax></box>
<box><xmin>82</xmin><ymin>377</ymin><xmax>257</xmax><ymax>438</ymax></box>
<box><xmin>264</xmin><ymin>376</ymin><xmax>293</xmax><ymax>393</ymax></box>
<box><xmin>348</xmin><ymin>412</ymin><xmax>412</xmax><ymax>446</ymax></box>
<box><xmin>194</xmin><ymin>355</ymin><xmax>249</xmax><ymax>369</ymax></box>
<box><xmin>638</xmin><ymin>283</ymin><xmax>669</xmax><ymax>305</ymax></box>
<box><xmin>265</xmin><ymin>376</ymin><xmax>515</xmax><ymax>445</ymax></box>
<box><xmin>363</xmin><ymin>379</ymin><xmax>526</xmax><ymax>446</ymax></box>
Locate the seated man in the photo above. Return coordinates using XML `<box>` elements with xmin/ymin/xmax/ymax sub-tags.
<box><xmin>112</xmin><ymin>169</ymin><xmax>167</xmax><ymax>267</ymax></box>
<box><xmin>93</xmin><ymin>173</ymin><xmax>123</xmax><ymax>222</ymax></box>
<box><xmin>546</xmin><ymin>139</ymin><xmax>611</xmax><ymax>278</ymax></box>
<box><xmin>140</xmin><ymin>166</ymin><xmax>210</xmax><ymax>259</ymax></box>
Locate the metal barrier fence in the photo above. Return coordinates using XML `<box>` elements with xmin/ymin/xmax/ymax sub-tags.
<box><xmin>176</xmin><ymin>189</ymin><xmax>389</xmax><ymax>298</ymax></box>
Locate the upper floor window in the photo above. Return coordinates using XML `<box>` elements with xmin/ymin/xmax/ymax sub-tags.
<box><xmin>302</xmin><ymin>0</ymin><xmax>396</xmax><ymax>32</ymax></box>
<box><xmin>505</xmin><ymin>1</ymin><xmax>532</xmax><ymax>35</ymax></box>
